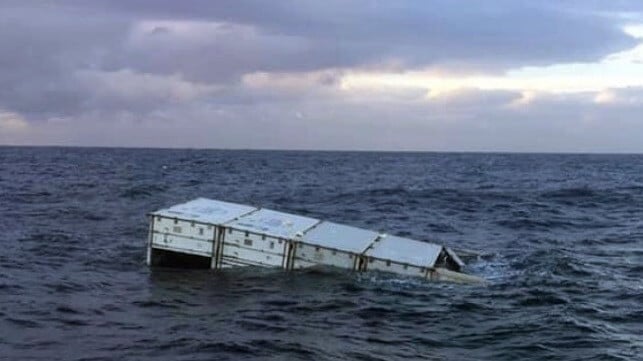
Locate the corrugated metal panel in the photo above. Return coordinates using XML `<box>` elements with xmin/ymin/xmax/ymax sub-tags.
<box><xmin>226</xmin><ymin>208</ymin><xmax>319</xmax><ymax>239</ymax></box>
<box><xmin>365</xmin><ymin>235</ymin><xmax>443</xmax><ymax>267</ymax></box>
<box><xmin>151</xmin><ymin>198</ymin><xmax>257</xmax><ymax>225</ymax></box>
<box><xmin>302</xmin><ymin>222</ymin><xmax>379</xmax><ymax>253</ymax></box>
<box><xmin>151</xmin><ymin>233</ymin><xmax>212</xmax><ymax>257</ymax></box>
<box><xmin>292</xmin><ymin>242</ymin><xmax>358</xmax><ymax>270</ymax></box>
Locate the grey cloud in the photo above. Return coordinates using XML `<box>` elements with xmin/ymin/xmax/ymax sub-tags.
<box><xmin>80</xmin><ymin>0</ymin><xmax>638</xmax><ymax>73</ymax></box>
<box><xmin>1</xmin><ymin>1</ymin><xmax>643</xmax><ymax>152</ymax></box>
<box><xmin>1</xmin><ymin>1</ymin><xmax>640</xmax><ymax>105</ymax></box>
<box><xmin>6</xmin><ymin>1</ymin><xmax>639</xmax><ymax>84</ymax></box>
<box><xmin>7</xmin><ymin>87</ymin><xmax>643</xmax><ymax>152</ymax></box>
<box><xmin>0</xmin><ymin>5</ymin><xmax>130</xmax><ymax>118</ymax></box>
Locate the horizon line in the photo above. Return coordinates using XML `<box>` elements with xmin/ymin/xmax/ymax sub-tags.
<box><xmin>1</xmin><ymin>144</ymin><xmax>642</xmax><ymax>156</ymax></box>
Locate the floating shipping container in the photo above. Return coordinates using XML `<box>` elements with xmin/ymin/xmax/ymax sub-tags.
<box><xmin>147</xmin><ymin>198</ymin><xmax>484</xmax><ymax>284</ymax></box>
<box><xmin>148</xmin><ymin>198</ymin><xmax>257</xmax><ymax>267</ymax></box>
<box><xmin>220</xmin><ymin>208</ymin><xmax>319</xmax><ymax>268</ymax></box>
<box><xmin>364</xmin><ymin>235</ymin><xmax>443</xmax><ymax>278</ymax></box>
<box><xmin>292</xmin><ymin>222</ymin><xmax>380</xmax><ymax>271</ymax></box>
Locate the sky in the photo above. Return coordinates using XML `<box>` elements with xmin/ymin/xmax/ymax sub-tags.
<box><xmin>1</xmin><ymin>1</ymin><xmax>643</xmax><ymax>152</ymax></box>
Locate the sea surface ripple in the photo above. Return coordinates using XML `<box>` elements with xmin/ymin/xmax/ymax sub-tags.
<box><xmin>0</xmin><ymin>147</ymin><xmax>641</xmax><ymax>360</ymax></box>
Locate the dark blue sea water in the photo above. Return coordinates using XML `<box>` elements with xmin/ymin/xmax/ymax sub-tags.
<box><xmin>0</xmin><ymin>147</ymin><xmax>641</xmax><ymax>361</ymax></box>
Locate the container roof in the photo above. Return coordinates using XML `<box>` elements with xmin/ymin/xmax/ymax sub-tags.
<box><xmin>302</xmin><ymin>222</ymin><xmax>379</xmax><ymax>253</ymax></box>
<box><xmin>226</xmin><ymin>208</ymin><xmax>320</xmax><ymax>238</ymax></box>
<box><xmin>152</xmin><ymin>198</ymin><xmax>257</xmax><ymax>225</ymax></box>
<box><xmin>365</xmin><ymin>235</ymin><xmax>443</xmax><ymax>267</ymax></box>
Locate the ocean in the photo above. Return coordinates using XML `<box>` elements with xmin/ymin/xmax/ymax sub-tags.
<box><xmin>0</xmin><ymin>147</ymin><xmax>641</xmax><ymax>360</ymax></box>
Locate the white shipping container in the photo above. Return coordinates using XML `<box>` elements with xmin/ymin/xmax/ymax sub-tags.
<box><xmin>146</xmin><ymin>198</ymin><xmax>485</xmax><ymax>284</ymax></box>
<box><xmin>220</xmin><ymin>228</ymin><xmax>288</xmax><ymax>268</ymax></box>
<box><xmin>292</xmin><ymin>222</ymin><xmax>380</xmax><ymax>270</ymax></box>
<box><xmin>222</xmin><ymin>208</ymin><xmax>320</xmax><ymax>269</ymax></box>
<box><xmin>148</xmin><ymin>198</ymin><xmax>258</xmax><ymax>267</ymax></box>
<box><xmin>363</xmin><ymin>235</ymin><xmax>444</xmax><ymax>279</ymax></box>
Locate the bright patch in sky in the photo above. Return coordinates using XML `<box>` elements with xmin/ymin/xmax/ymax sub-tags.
<box><xmin>0</xmin><ymin>110</ymin><xmax>27</xmax><ymax>130</ymax></box>
<box><xmin>341</xmin><ymin>24</ymin><xmax>643</xmax><ymax>100</ymax></box>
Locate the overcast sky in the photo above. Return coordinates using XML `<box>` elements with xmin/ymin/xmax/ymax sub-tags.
<box><xmin>1</xmin><ymin>1</ymin><xmax>643</xmax><ymax>152</ymax></box>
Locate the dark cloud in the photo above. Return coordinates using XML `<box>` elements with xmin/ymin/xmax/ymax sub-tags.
<box><xmin>0</xmin><ymin>5</ymin><xmax>130</xmax><ymax>118</ymax></box>
<box><xmin>67</xmin><ymin>0</ymin><xmax>640</xmax><ymax>75</ymax></box>
<box><xmin>1</xmin><ymin>1</ymin><xmax>643</xmax><ymax>151</ymax></box>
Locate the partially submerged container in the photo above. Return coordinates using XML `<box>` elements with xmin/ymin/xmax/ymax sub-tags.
<box><xmin>220</xmin><ymin>208</ymin><xmax>319</xmax><ymax>268</ymax></box>
<box><xmin>292</xmin><ymin>222</ymin><xmax>379</xmax><ymax>271</ymax></box>
<box><xmin>362</xmin><ymin>235</ymin><xmax>477</xmax><ymax>283</ymax></box>
<box><xmin>364</xmin><ymin>235</ymin><xmax>443</xmax><ymax>277</ymax></box>
<box><xmin>147</xmin><ymin>198</ymin><xmax>484</xmax><ymax>284</ymax></box>
<box><xmin>148</xmin><ymin>198</ymin><xmax>257</xmax><ymax>268</ymax></box>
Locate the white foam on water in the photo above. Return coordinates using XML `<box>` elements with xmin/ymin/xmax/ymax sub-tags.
<box><xmin>466</xmin><ymin>255</ymin><xmax>520</xmax><ymax>284</ymax></box>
